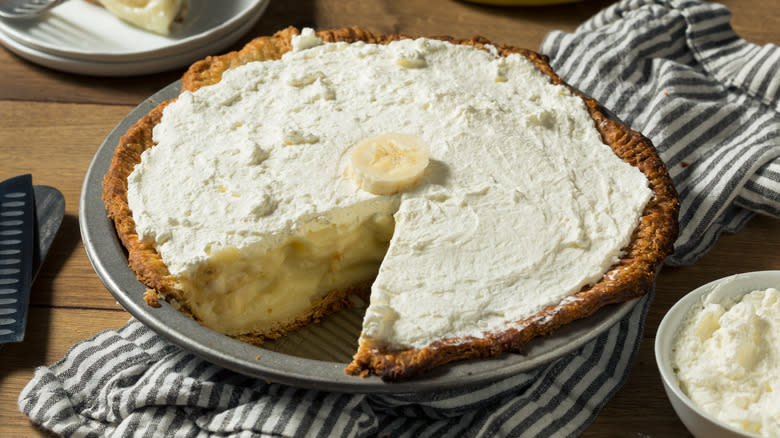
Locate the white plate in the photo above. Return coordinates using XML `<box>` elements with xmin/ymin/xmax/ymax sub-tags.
<box><xmin>0</xmin><ymin>2</ymin><xmax>266</xmax><ymax>76</ymax></box>
<box><xmin>0</xmin><ymin>0</ymin><xmax>268</xmax><ymax>62</ymax></box>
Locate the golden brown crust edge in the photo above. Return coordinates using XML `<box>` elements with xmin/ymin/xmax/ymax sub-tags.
<box><xmin>102</xmin><ymin>26</ymin><xmax>679</xmax><ymax>380</ymax></box>
<box><xmin>103</xmin><ymin>98</ymin><xmax>178</xmax><ymax>299</ymax></box>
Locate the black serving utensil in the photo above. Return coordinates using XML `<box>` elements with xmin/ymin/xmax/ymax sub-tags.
<box><xmin>0</xmin><ymin>175</ymin><xmax>64</xmax><ymax>343</ymax></box>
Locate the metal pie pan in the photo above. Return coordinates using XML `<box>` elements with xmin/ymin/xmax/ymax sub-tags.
<box><xmin>80</xmin><ymin>81</ymin><xmax>639</xmax><ymax>393</ymax></box>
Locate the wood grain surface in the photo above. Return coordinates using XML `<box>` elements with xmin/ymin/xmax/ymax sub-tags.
<box><xmin>0</xmin><ymin>1</ymin><xmax>777</xmax><ymax>436</ymax></box>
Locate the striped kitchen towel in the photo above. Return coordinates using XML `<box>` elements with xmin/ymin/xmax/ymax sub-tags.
<box><xmin>19</xmin><ymin>0</ymin><xmax>780</xmax><ymax>437</ymax></box>
<box><xmin>15</xmin><ymin>296</ymin><xmax>649</xmax><ymax>437</ymax></box>
<box><xmin>542</xmin><ymin>0</ymin><xmax>780</xmax><ymax>265</ymax></box>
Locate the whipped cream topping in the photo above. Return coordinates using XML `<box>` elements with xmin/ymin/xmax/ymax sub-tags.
<box><xmin>673</xmin><ymin>287</ymin><xmax>780</xmax><ymax>437</ymax></box>
<box><xmin>127</xmin><ymin>30</ymin><xmax>652</xmax><ymax>347</ymax></box>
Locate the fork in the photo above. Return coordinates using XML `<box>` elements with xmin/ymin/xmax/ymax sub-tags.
<box><xmin>0</xmin><ymin>0</ymin><xmax>67</xmax><ymax>19</ymax></box>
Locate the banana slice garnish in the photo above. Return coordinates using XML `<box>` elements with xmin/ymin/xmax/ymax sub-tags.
<box><xmin>347</xmin><ymin>133</ymin><xmax>430</xmax><ymax>196</ymax></box>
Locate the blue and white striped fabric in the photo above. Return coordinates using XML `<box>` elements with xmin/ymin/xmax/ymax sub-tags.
<box><xmin>19</xmin><ymin>1</ymin><xmax>780</xmax><ymax>436</ymax></box>
<box><xmin>16</xmin><ymin>298</ymin><xmax>649</xmax><ymax>437</ymax></box>
<box><xmin>542</xmin><ymin>0</ymin><xmax>780</xmax><ymax>265</ymax></box>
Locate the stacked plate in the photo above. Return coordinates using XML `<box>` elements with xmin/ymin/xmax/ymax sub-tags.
<box><xmin>0</xmin><ymin>0</ymin><xmax>269</xmax><ymax>76</ymax></box>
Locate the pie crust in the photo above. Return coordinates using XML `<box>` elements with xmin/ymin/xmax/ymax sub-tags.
<box><xmin>102</xmin><ymin>26</ymin><xmax>679</xmax><ymax>381</ymax></box>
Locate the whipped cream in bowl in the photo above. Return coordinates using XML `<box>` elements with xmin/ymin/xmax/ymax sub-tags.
<box><xmin>656</xmin><ymin>271</ymin><xmax>780</xmax><ymax>438</ymax></box>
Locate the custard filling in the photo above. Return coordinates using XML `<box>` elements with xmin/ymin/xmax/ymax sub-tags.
<box><xmin>177</xmin><ymin>210</ymin><xmax>395</xmax><ymax>335</ymax></box>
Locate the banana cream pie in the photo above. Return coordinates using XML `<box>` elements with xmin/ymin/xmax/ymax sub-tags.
<box><xmin>87</xmin><ymin>0</ymin><xmax>185</xmax><ymax>35</ymax></box>
<box><xmin>103</xmin><ymin>27</ymin><xmax>679</xmax><ymax>380</ymax></box>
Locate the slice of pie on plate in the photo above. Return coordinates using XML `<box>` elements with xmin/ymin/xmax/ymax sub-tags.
<box><xmin>85</xmin><ymin>0</ymin><xmax>185</xmax><ymax>35</ymax></box>
<box><xmin>102</xmin><ymin>26</ymin><xmax>679</xmax><ymax>381</ymax></box>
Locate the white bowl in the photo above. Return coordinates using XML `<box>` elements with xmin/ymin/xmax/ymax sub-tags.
<box><xmin>655</xmin><ymin>271</ymin><xmax>780</xmax><ymax>438</ymax></box>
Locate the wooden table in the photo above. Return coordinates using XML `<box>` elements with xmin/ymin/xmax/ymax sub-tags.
<box><xmin>0</xmin><ymin>1</ymin><xmax>777</xmax><ymax>436</ymax></box>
